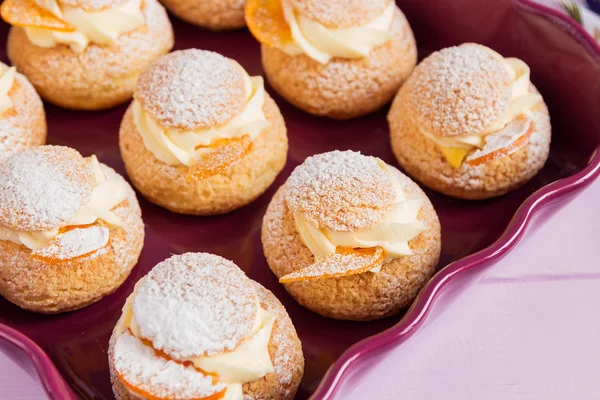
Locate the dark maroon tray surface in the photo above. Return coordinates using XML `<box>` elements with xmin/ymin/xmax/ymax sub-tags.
<box><xmin>0</xmin><ymin>0</ymin><xmax>599</xmax><ymax>399</ymax></box>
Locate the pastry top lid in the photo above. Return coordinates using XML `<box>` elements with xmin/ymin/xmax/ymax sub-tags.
<box><xmin>134</xmin><ymin>49</ymin><xmax>248</xmax><ymax>131</ymax></box>
<box><xmin>285</xmin><ymin>150</ymin><xmax>397</xmax><ymax>233</ymax></box>
<box><xmin>0</xmin><ymin>146</ymin><xmax>94</xmax><ymax>232</ymax></box>
<box><xmin>113</xmin><ymin>332</ymin><xmax>226</xmax><ymax>400</ymax></box>
<box><xmin>56</xmin><ymin>0</ymin><xmax>129</xmax><ymax>12</ymax></box>
<box><xmin>132</xmin><ymin>253</ymin><xmax>259</xmax><ymax>360</ymax></box>
<box><xmin>406</xmin><ymin>43</ymin><xmax>513</xmax><ymax>137</ymax></box>
<box><xmin>284</xmin><ymin>0</ymin><xmax>390</xmax><ymax>28</ymax></box>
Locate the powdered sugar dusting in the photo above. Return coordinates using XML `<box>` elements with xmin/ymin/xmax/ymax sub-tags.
<box><xmin>286</xmin><ymin>0</ymin><xmax>388</xmax><ymax>28</ymax></box>
<box><xmin>407</xmin><ymin>44</ymin><xmax>512</xmax><ymax>137</ymax></box>
<box><xmin>285</xmin><ymin>150</ymin><xmax>396</xmax><ymax>232</ymax></box>
<box><xmin>135</xmin><ymin>49</ymin><xmax>247</xmax><ymax>130</ymax></box>
<box><xmin>32</xmin><ymin>225</ymin><xmax>109</xmax><ymax>261</ymax></box>
<box><xmin>0</xmin><ymin>146</ymin><xmax>93</xmax><ymax>231</ymax></box>
<box><xmin>132</xmin><ymin>253</ymin><xmax>258</xmax><ymax>359</ymax></box>
<box><xmin>280</xmin><ymin>247</ymin><xmax>384</xmax><ymax>282</ymax></box>
<box><xmin>58</xmin><ymin>0</ymin><xmax>129</xmax><ymax>11</ymax></box>
<box><xmin>114</xmin><ymin>331</ymin><xmax>225</xmax><ymax>399</ymax></box>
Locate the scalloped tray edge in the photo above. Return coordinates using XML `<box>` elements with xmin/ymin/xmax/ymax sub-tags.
<box><xmin>0</xmin><ymin>1</ymin><xmax>599</xmax><ymax>399</ymax></box>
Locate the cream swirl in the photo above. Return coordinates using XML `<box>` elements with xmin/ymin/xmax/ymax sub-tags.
<box><xmin>118</xmin><ymin>293</ymin><xmax>275</xmax><ymax>400</ymax></box>
<box><xmin>133</xmin><ymin>73</ymin><xmax>269</xmax><ymax>167</ymax></box>
<box><xmin>280</xmin><ymin>0</ymin><xmax>395</xmax><ymax>64</ymax></box>
<box><xmin>24</xmin><ymin>0</ymin><xmax>145</xmax><ymax>52</ymax></box>
<box><xmin>0</xmin><ymin>156</ymin><xmax>128</xmax><ymax>250</ymax></box>
<box><xmin>0</xmin><ymin>65</ymin><xmax>16</xmax><ymax>115</ymax></box>
<box><xmin>421</xmin><ymin>56</ymin><xmax>542</xmax><ymax>167</ymax></box>
<box><xmin>293</xmin><ymin>162</ymin><xmax>425</xmax><ymax>270</ymax></box>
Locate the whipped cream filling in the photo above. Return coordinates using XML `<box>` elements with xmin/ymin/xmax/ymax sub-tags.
<box><xmin>24</xmin><ymin>0</ymin><xmax>145</xmax><ymax>52</ymax></box>
<box><xmin>117</xmin><ymin>294</ymin><xmax>275</xmax><ymax>400</ymax></box>
<box><xmin>280</xmin><ymin>0</ymin><xmax>395</xmax><ymax>64</ymax></box>
<box><xmin>421</xmin><ymin>56</ymin><xmax>542</xmax><ymax>166</ymax></box>
<box><xmin>293</xmin><ymin>162</ymin><xmax>425</xmax><ymax>271</ymax></box>
<box><xmin>0</xmin><ymin>156</ymin><xmax>128</xmax><ymax>250</ymax></box>
<box><xmin>133</xmin><ymin>72</ymin><xmax>269</xmax><ymax>167</ymax></box>
<box><xmin>0</xmin><ymin>65</ymin><xmax>16</xmax><ymax>115</ymax></box>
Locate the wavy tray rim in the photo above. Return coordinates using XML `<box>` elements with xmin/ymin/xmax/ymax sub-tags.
<box><xmin>0</xmin><ymin>0</ymin><xmax>599</xmax><ymax>399</ymax></box>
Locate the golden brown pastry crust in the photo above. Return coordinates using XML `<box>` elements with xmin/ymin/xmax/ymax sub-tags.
<box><xmin>284</xmin><ymin>0</ymin><xmax>389</xmax><ymax>28</ymax></box>
<box><xmin>59</xmin><ymin>0</ymin><xmax>129</xmax><ymax>12</ymax></box>
<box><xmin>6</xmin><ymin>0</ymin><xmax>174</xmax><ymax>110</ymax></box>
<box><xmin>134</xmin><ymin>49</ymin><xmax>248</xmax><ymax>131</ymax></box>
<box><xmin>119</xmin><ymin>93</ymin><xmax>288</xmax><ymax>215</ymax></box>
<box><xmin>404</xmin><ymin>44</ymin><xmax>513</xmax><ymax>138</ymax></box>
<box><xmin>160</xmin><ymin>0</ymin><xmax>246</xmax><ymax>30</ymax></box>
<box><xmin>262</xmin><ymin>176</ymin><xmax>441</xmax><ymax>321</ymax></box>
<box><xmin>0</xmin><ymin>146</ymin><xmax>95</xmax><ymax>232</ymax></box>
<box><xmin>388</xmin><ymin>85</ymin><xmax>552</xmax><ymax>200</ymax></box>
<box><xmin>108</xmin><ymin>282</ymin><xmax>304</xmax><ymax>400</ymax></box>
<box><xmin>261</xmin><ymin>7</ymin><xmax>417</xmax><ymax>120</ymax></box>
<box><xmin>0</xmin><ymin>165</ymin><xmax>145</xmax><ymax>313</ymax></box>
<box><xmin>0</xmin><ymin>73</ymin><xmax>46</xmax><ymax>163</ymax></box>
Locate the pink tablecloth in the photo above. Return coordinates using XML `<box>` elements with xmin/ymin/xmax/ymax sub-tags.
<box><xmin>1</xmin><ymin>1</ymin><xmax>599</xmax><ymax>399</ymax></box>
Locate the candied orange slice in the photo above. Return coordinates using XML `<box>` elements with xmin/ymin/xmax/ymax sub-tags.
<box><xmin>279</xmin><ymin>246</ymin><xmax>385</xmax><ymax>283</ymax></box>
<box><xmin>245</xmin><ymin>0</ymin><xmax>292</xmax><ymax>47</ymax></box>
<box><xmin>30</xmin><ymin>225</ymin><xmax>110</xmax><ymax>265</ymax></box>
<box><xmin>1</xmin><ymin>0</ymin><xmax>76</xmax><ymax>32</ymax></box>
<box><xmin>117</xmin><ymin>370</ymin><xmax>226</xmax><ymax>400</ymax></box>
<box><xmin>466</xmin><ymin>115</ymin><xmax>534</xmax><ymax>167</ymax></box>
<box><xmin>115</xmin><ymin>332</ymin><xmax>226</xmax><ymax>400</ymax></box>
<box><xmin>188</xmin><ymin>135</ymin><xmax>253</xmax><ymax>182</ymax></box>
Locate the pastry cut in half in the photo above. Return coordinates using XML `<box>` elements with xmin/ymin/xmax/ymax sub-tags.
<box><xmin>160</xmin><ymin>0</ymin><xmax>246</xmax><ymax>30</ymax></box>
<box><xmin>245</xmin><ymin>0</ymin><xmax>417</xmax><ymax>119</ymax></box>
<box><xmin>0</xmin><ymin>61</ymin><xmax>46</xmax><ymax>162</ymax></box>
<box><xmin>388</xmin><ymin>43</ymin><xmax>552</xmax><ymax>199</ymax></box>
<box><xmin>0</xmin><ymin>146</ymin><xmax>145</xmax><ymax>313</ymax></box>
<box><xmin>262</xmin><ymin>150</ymin><xmax>442</xmax><ymax>321</ymax></box>
<box><xmin>2</xmin><ymin>0</ymin><xmax>174</xmax><ymax>110</ymax></box>
<box><xmin>119</xmin><ymin>49</ymin><xmax>288</xmax><ymax>215</ymax></box>
<box><xmin>109</xmin><ymin>252</ymin><xmax>304</xmax><ymax>400</ymax></box>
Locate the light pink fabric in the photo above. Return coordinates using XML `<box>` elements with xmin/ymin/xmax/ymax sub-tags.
<box><xmin>1</xmin><ymin>2</ymin><xmax>599</xmax><ymax>399</ymax></box>
<box><xmin>334</xmin><ymin>178</ymin><xmax>600</xmax><ymax>400</ymax></box>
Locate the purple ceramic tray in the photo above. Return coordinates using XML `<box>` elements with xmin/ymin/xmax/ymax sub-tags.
<box><xmin>1</xmin><ymin>0</ymin><xmax>599</xmax><ymax>399</ymax></box>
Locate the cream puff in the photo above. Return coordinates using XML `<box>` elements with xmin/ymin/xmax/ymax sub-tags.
<box><xmin>262</xmin><ymin>150</ymin><xmax>441</xmax><ymax>321</ymax></box>
<box><xmin>109</xmin><ymin>252</ymin><xmax>304</xmax><ymax>400</ymax></box>
<box><xmin>2</xmin><ymin>0</ymin><xmax>174</xmax><ymax>110</ymax></box>
<box><xmin>160</xmin><ymin>0</ymin><xmax>245</xmax><ymax>30</ymax></box>
<box><xmin>0</xmin><ymin>146</ymin><xmax>145</xmax><ymax>313</ymax></box>
<box><xmin>389</xmin><ymin>43</ymin><xmax>552</xmax><ymax>199</ymax></box>
<box><xmin>119</xmin><ymin>49</ymin><xmax>288</xmax><ymax>215</ymax></box>
<box><xmin>0</xmin><ymin>62</ymin><xmax>46</xmax><ymax>162</ymax></box>
<box><xmin>245</xmin><ymin>0</ymin><xmax>417</xmax><ymax>119</ymax></box>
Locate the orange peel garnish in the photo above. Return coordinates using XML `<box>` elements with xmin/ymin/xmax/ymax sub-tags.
<box><xmin>30</xmin><ymin>224</ymin><xmax>110</xmax><ymax>265</ymax></box>
<box><xmin>245</xmin><ymin>0</ymin><xmax>292</xmax><ymax>47</ymax></box>
<box><xmin>117</xmin><ymin>370</ymin><xmax>226</xmax><ymax>400</ymax></box>
<box><xmin>1</xmin><ymin>0</ymin><xmax>76</xmax><ymax>32</ymax></box>
<box><xmin>116</xmin><ymin>332</ymin><xmax>226</xmax><ymax>400</ymax></box>
<box><xmin>466</xmin><ymin>115</ymin><xmax>534</xmax><ymax>167</ymax></box>
<box><xmin>279</xmin><ymin>246</ymin><xmax>385</xmax><ymax>283</ymax></box>
<box><xmin>188</xmin><ymin>135</ymin><xmax>253</xmax><ymax>182</ymax></box>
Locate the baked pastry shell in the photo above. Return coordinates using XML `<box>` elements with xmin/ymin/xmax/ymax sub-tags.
<box><xmin>160</xmin><ymin>0</ymin><xmax>245</xmax><ymax>30</ymax></box>
<box><xmin>108</xmin><ymin>281</ymin><xmax>304</xmax><ymax>400</ymax></box>
<box><xmin>262</xmin><ymin>176</ymin><xmax>442</xmax><ymax>321</ymax></box>
<box><xmin>0</xmin><ymin>164</ymin><xmax>145</xmax><ymax>313</ymax></box>
<box><xmin>119</xmin><ymin>92</ymin><xmax>288</xmax><ymax>215</ymax></box>
<box><xmin>388</xmin><ymin>85</ymin><xmax>552</xmax><ymax>200</ymax></box>
<box><xmin>260</xmin><ymin>7</ymin><xmax>417</xmax><ymax>120</ymax></box>
<box><xmin>6</xmin><ymin>0</ymin><xmax>174</xmax><ymax>111</ymax></box>
<box><xmin>0</xmin><ymin>73</ymin><xmax>46</xmax><ymax>162</ymax></box>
